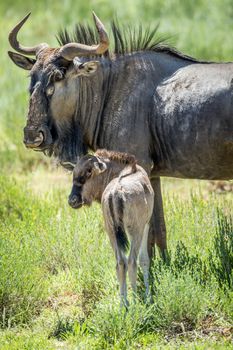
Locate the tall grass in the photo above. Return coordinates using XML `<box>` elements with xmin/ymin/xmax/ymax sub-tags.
<box><xmin>0</xmin><ymin>174</ymin><xmax>232</xmax><ymax>348</ymax></box>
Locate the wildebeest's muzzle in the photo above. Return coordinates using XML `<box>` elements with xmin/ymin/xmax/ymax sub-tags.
<box><xmin>24</xmin><ymin>81</ymin><xmax>54</xmax><ymax>151</ymax></box>
<box><xmin>23</xmin><ymin>124</ymin><xmax>53</xmax><ymax>150</ymax></box>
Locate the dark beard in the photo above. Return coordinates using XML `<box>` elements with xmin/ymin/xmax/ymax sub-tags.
<box><xmin>45</xmin><ymin>121</ymin><xmax>87</xmax><ymax>169</ymax></box>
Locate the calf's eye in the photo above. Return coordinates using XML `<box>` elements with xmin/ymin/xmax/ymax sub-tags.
<box><xmin>77</xmin><ymin>176</ymin><xmax>85</xmax><ymax>184</ymax></box>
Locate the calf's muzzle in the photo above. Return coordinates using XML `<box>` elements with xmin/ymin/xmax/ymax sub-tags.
<box><xmin>68</xmin><ymin>185</ymin><xmax>83</xmax><ymax>209</ymax></box>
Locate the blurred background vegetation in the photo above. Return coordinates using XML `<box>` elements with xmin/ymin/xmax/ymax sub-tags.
<box><xmin>0</xmin><ymin>1</ymin><xmax>232</xmax><ymax>349</ymax></box>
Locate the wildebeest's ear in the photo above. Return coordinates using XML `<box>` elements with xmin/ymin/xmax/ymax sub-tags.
<box><xmin>93</xmin><ymin>159</ymin><xmax>107</xmax><ymax>174</ymax></box>
<box><xmin>61</xmin><ymin>161</ymin><xmax>76</xmax><ymax>170</ymax></box>
<box><xmin>8</xmin><ymin>51</ymin><xmax>36</xmax><ymax>70</ymax></box>
<box><xmin>73</xmin><ymin>59</ymin><xmax>100</xmax><ymax>76</ymax></box>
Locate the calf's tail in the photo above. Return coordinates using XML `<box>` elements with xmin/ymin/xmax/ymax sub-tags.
<box><xmin>108</xmin><ymin>193</ymin><xmax>129</xmax><ymax>253</ymax></box>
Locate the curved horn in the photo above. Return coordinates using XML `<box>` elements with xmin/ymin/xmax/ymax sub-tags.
<box><xmin>9</xmin><ymin>13</ymin><xmax>49</xmax><ymax>56</ymax></box>
<box><xmin>58</xmin><ymin>12</ymin><xmax>109</xmax><ymax>61</ymax></box>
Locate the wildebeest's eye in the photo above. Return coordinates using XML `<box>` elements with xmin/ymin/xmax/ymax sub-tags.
<box><xmin>46</xmin><ymin>85</ymin><xmax>55</xmax><ymax>97</ymax></box>
<box><xmin>54</xmin><ymin>70</ymin><xmax>63</xmax><ymax>82</ymax></box>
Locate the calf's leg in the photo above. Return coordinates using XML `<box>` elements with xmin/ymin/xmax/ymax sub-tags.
<box><xmin>128</xmin><ymin>251</ymin><xmax>138</xmax><ymax>297</ymax></box>
<box><xmin>116</xmin><ymin>251</ymin><xmax>128</xmax><ymax>307</ymax></box>
<box><xmin>139</xmin><ymin>223</ymin><xmax>150</xmax><ymax>299</ymax></box>
<box><xmin>103</xmin><ymin>211</ymin><xmax>129</xmax><ymax>307</ymax></box>
<box><xmin>127</xmin><ymin>225</ymin><xmax>144</xmax><ymax>299</ymax></box>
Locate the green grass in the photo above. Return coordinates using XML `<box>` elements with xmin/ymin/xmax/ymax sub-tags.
<box><xmin>0</xmin><ymin>174</ymin><xmax>232</xmax><ymax>349</ymax></box>
<box><xmin>0</xmin><ymin>0</ymin><xmax>233</xmax><ymax>348</ymax></box>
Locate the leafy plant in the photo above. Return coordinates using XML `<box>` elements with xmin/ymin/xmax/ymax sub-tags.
<box><xmin>209</xmin><ymin>211</ymin><xmax>233</xmax><ymax>289</ymax></box>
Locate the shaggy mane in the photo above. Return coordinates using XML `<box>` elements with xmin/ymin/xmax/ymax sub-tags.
<box><xmin>95</xmin><ymin>149</ymin><xmax>137</xmax><ymax>170</ymax></box>
<box><xmin>57</xmin><ymin>20</ymin><xmax>202</xmax><ymax>62</ymax></box>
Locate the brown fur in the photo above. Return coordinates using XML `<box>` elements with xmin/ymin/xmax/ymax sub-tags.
<box><xmin>95</xmin><ymin>149</ymin><xmax>137</xmax><ymax>173</ymax></box>
<box><xmin>36</xmin><ymin>48</ymin><xmax>59</xmax><ymax>61</ymax></box>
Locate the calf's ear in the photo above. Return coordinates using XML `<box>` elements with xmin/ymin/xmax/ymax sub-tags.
<box><xmin>73</xmin><ymin>58</ymin><xmax>100</xmax><ymax>76</ymax></box>
<box><xmin>8</xmin><ymin>51</ymin><xmax>36</xmax><ymax>70</ymax></box>
<box><xmin>93</xmin><ymin>160</ymin><xmax>107</xmax><ymax>174</ymax></box>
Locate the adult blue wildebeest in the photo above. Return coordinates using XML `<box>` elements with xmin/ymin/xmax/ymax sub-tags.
<box><xmin>8</xmin><ymin>13</ymin><xmax>233</xmax><ymax>259</ymax></box>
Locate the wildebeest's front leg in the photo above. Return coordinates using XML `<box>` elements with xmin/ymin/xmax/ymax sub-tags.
<box><xmin>148</xmin><ymin>177</ymin><xmax>167</xmax><ymax>260</ymax></box>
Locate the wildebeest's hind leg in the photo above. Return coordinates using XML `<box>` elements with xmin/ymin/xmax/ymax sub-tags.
<box><xmin>148</xmin><ymin>177</ymin><xmax>168</xmax><ymax>260</ymax></box>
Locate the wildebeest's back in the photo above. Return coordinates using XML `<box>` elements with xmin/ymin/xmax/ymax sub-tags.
<box><xmin>152</xmin><ymin>63</ymin><xmax>233</xmax><ymax>180</ymax></box>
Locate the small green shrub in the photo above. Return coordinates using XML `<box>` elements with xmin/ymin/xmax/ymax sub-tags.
<box><xmin>209</xmin><ymin>211</ymin><xmax>233</xmax><ymax>289</ymax></box>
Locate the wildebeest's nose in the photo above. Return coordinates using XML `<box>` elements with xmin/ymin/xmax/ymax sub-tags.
<box><xmin>23</xmin><ymin>127</ymin><xmax>44</xmax><ymax>148</ymax></box>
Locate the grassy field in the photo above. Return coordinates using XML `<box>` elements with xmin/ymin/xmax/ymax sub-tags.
<box><xmin>0</xmin><ymin>0</ymin><xmax>233</xmax><ymax>349</ymax></box>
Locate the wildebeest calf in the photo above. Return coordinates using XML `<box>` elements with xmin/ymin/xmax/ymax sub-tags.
<box><xmin>68</xmin><ymin>149</ymin><xmax>154</xmax><ymax>306</ymax></box>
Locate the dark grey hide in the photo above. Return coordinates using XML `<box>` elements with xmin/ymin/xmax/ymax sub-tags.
<box><xmin>75</xmin><ymin>53</ymin><xmax>233</xmax><ymax>180</ymax></box>
<box><xmin>8</xmin><ymin>18</ymin><xmax>233</xmax><ymax>258</ymax></box>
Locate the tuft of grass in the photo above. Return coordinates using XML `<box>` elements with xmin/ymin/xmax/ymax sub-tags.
<box><xmin>0</xmin><ymin>177</ymin><xmax>49</xmax><ymax>327</ymax></box>
<box><xmin>209</xmin><ymin>211</ymin><xmax>233</xmax><ymax>289</ymax></box>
